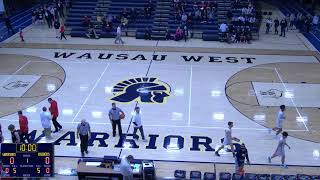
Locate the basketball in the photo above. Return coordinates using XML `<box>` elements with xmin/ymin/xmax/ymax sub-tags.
<box><xmin>120</xmin><ymin>113</ymin><xmax>125</xmax><ymax>119</ymax></box>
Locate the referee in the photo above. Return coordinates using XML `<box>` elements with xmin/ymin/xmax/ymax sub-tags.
<box><xmin>77</xmin><ymin>119</ymin><xmax>91</xmax><ymax>157</ymax></box>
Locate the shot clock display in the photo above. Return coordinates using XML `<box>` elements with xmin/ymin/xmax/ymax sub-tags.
<box><xmin>1</xmin><ymin>143</ymin><xmax>54</xmax><ymax>177</ymax></box>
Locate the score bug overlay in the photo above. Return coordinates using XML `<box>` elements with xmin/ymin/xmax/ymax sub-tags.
<box><xmin>1</xmin><ymin>143</ymin><xmax>54</xmax><ymax>177</ymax></box>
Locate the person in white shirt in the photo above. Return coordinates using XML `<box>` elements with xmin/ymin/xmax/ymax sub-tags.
<box><xmin>132</xmin><ymin>107</ymin><xmax>146</xmax><ymax>141</ymax></box>
<box><xmin>269</xmin><ymin>105</ymin><xmax>286</xmax><ymax>136</ymax></box>
<box><xmin>119</xmin><ymin>155</ymin><xmax>134</xmax><ymax>180</ymax></box>
<box><xmin>268</xmin><ymin>131</ymin><xmax>291</xmax><ymax>168</ymax></box>
<box><xmin>312</xmin><ymin>15</ymin><xmax>319</xmax><ymax>30</ymax></box>
<box><xmin>219</xmin><ymin>22</ymin><xmax>228</xmax><ymax>33</ymax></box>
<box><xmin>115</xmin><ymin>25</ymin><xmax>124</xmax><ymax>44</ymax></box>
<box><xmin>215</xmin><ymin>121</ymin><xmax>239</xmax><ymax>157</ymax></box>
<box><xmin>40</xmin><ymin>107</ymin><xmax>52</xmax><ymax>139</ymax></box>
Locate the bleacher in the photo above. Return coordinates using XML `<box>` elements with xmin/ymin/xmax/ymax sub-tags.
<box><xmin>0</xmin><ymin>7</ymin><xmax>34</xmax><ymax>42</ymax></box>
<box><xmin>65</xmin><ymin>0</ymin><xmax>263</xmax><ymax>41</ymax></box>
<box><xmin>168</xmin><ymin>0</ymin><xmax>219</xmax><ymax>40</ymax></box>
<box><xmin>67</xmin><ymin>0</ymin><xmax>155</xmax><ymax>38</ymax></box>
<box><xmin>66</xmin><ymin>0</ymin><xmax>98</xmax><ymax>37</ymax></box>
<box><xmin>268</xmin><ymin>0</ymin><xmax>320</xmax><ymax>51</ymax></box>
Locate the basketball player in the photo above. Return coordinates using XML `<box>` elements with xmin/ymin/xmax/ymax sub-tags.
<box><xmin>268</xmin><ymin>131</ymin><xmax>291</xmax><ymax>168</ymax></box>
<box><xmin>270</xmin><ymin>105</ymin><xmax>286</xmax><ymax>136</ymax></box>
<box><xmin>235</xmin><ymin>143</ymin><xmax>250</xmax><ymax>176</ymax></box>
<box><xmin>215</xmin><ymin>121</ymin><xmax>239</xmax><ymax>157</ymax></box>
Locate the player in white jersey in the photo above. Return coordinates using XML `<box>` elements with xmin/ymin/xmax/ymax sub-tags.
<box><xmin>215</xmin><ymin>121</ymin><xmax>239</xmax><ymax>157</ymax></box>
<box><xmin>270</xmin><ymin>105</ymin><xmax>286</xmax><ymax>136</ymax></box>
<box><xmin>268</xmin><ymin>131</ymin><xmax>291</xmax><ymax>168</ymax></box>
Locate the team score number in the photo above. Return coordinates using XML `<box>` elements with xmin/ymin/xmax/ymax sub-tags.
<box><xmin>36</xmin><ymin>168</ymin><xmax>51</xmax><ymax>174</ymax></box>
<box><xmin>4</xmin><ymin>168</ymin><xmax>17</xmax><ymax>174</ymax></box>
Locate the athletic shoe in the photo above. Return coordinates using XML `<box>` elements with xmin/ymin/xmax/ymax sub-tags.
<box><xmin>281</xmin><ymin>164</ymin><xmax>288</xmax><ymax>168</ymax></box>
<box><xmin>215</xmin><ymin>152</ymin><xmax>220</xmax><ymax>157</ymax></box>
<box><xmin>268</xmin><ymin>157</ymin><xmax>271</xmax><ymax>163</ymax></box>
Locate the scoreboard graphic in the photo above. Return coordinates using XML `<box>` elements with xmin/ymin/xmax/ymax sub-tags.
<box><xmin>1</xmin><ymin>143</ymin><xmax>54</xmax><ymax>177</ymax></box>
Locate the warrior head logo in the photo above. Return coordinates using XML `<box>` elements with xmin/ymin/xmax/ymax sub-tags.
<box><xmin>3</xmin><ymin>81</ymin><xmax>30</xmax><ymax>90</ymax></box>
<box><xmin>260</xmin><ymin>89</ymin><xmax>283</xmax><ymax>99</ymax></box>
<box><xmin>110</xmin><ymin>77</ymin><xmax>171</xmax><ymax>103</ymax></box>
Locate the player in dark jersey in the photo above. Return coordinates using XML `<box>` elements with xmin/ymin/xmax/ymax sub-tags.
<box><xmin>234</xmin><ymin>143</ymin><xmax>250</xmax><ymax>176</ymax></box>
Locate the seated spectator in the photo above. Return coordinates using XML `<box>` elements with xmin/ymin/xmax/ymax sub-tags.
<box><xmin>86</xmin><ymin>22</ymin><xmax>98</xmax><ymax>39</ymax></box>
<box><xmin>96</xmin><ymin>14</ymin><xmax>103</xmax><ymax>26</ymax></box>
<box><xmin>219</xmin><ymin>22</ymin><xmax>228</xmax><ymax>33</ymax></box>
<box><xmin>122</xmin><ymin>8</ymin><xmax>128</xmax><ymax>18</ymax></box>
<box><xmin>208</xmin><ymin>9</ymin><xmax>214</xmax><ymax>23</ymax></box>
<box><xmin>121</xmin><ymin>17</ymin><xmax>129</xmax><ymax>35</ymax></box>
<box><xmin>165</xmin><ymin>28</ymin><xmax>171</xmax><ymax>40</ymax></box>
<box><xmin>195</xmin><ymin>8</ymin><xmax>201</xmax><ymax>21</ymax></box>
<box><xmin>107</xmin><ymin>14</ymin><xmax>113</xmax><ymax>23</ymax></box>
<box><xmin>82</xmin><ymin>16</ymin><xmax>90</xmax><ymax>27</ymax></box>
<box><xmin>174</xmin><ymin>26</ymin><xmax>183</xmax><ymax>41</ymax></box>
<box><xmin>227</xmin><ymin>10</ymin><xmax>233</xmax><ymax>20</ymax></box>
<box><xmin>144</xmin><ymin>1</ymin><xmax>153</xmax><ymax>18</ymax></box>
<box><xmin>144</xmin><ymin>27</ymin><xmax>152</xmax><ymax>40</ymax></box>
<box><xmin>129</xmin><ymin>8</ymin><xmax>137</xmax><ymax>22</ymax></box>
<box><xmin>219</xmin><ymin>22</ymin><xmax>228</xmax><ymax>41</ymax></box>
<box><xmin>181</xmin><ymin>13</ymin><xmax>188</xmax><ymax>24</ymax></box>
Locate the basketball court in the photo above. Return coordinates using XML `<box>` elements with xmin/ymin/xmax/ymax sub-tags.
<box><xmin>1</xmin><ymin>46</ymin><xmax>320</xmax><ymax>167</ymax></box>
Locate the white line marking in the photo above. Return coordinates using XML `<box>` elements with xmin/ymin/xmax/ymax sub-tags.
<box><xmin>274</xmin><ymin>67</ymin><xmax>309</xmax><ymax>131</ymax></box>
<box><xmin>71</xmin><ymin>63</ymin><xmax>110</xmax><ymax>122</ymax></box>
<box><xmin>0</xmin><ymin>118</ymin><xmax>307</xmax><ymax>132</ymax></box>
<box><xmin>0</xmin><ymin>60</ymin><xmax>31</xmax><ymax>86</ymax></box>
<box><xmin>188</xmin><ymin>65</ymin><xmax>193</xmax><ymax>126</ymax></box>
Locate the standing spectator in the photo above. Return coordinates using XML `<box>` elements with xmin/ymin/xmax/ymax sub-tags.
<box><xmin>280</xmin><ymin>19</ymin><xmax>286</xmax><ymax>37</ymax></box>
<box><xmin>60</xmin><ymin>24</ymin><xmax>67</xmax><ymax>40</ymax></box>
<box><xmin>40</xmin><ymin>107</ymin><xmax>52</xmax><ymax>139</ymax></box>
<box><xmin>19</xmin><ymin>28</ymin><xmax>25</xmax><ymax>42</ymax></box>
<box><xmin>215</xmin><ymin>121</ymin><xmax>239</xmax><ymax>157</ymax></box>
<box><xmin>119</xmin><ymin>155</ymin><xmax>134</xmax><ymax>180</ymax></box>
<box><xmin>0</xmin><ymin>123</ymin><xmax>3</xmax><ymax>144</ymax></box>
<box><xmin>265</xmin><ymin>17</ymin><xmax>272</xmax><ymax>34</ymax></box>
<box><xmin>108</xmin><ymin>103</ymin><xmax>124</xmax><ymax>137</ymax></box>
<box><xmin>144</xmin><ymin>27</ymin><xmax>151</xmax><ymax>40</ymax></box>
<box><xmin>268</xmin><ymin>132</ymin><xmax>291</xmax><ymax>168</ymax></box>
<box><xmin>18</xmin><ymin>111</ymin><xmax>29</xmax><ymax>143</ymax></box>
<box><xmin>4</xmin><ymin>16</ymin><xmax>14</xmax><ymax>34</ymax></box>
<box><xmin>77</xmin><ymin>119</ymin><xmax>91</xmax><ymax>156</ymax></box>
<box><xmin>184</xmin><ymin>25</ymin><xmax>188</xmax><ymax>42</ymax></box>
<box><xmin>115</xmin><ymin>25</ymin><xmax>124</xmax><ymax>44</ymax></box>
<box><xmin>54</xmin><ymin>19</ymin><xmax>61</xmax><ymax>38</ymax></box>
<box><xmin>312</xmin><ymin>14</ymin><xmax>319</xmax><ymax>31</ymax></box>
<box><xmin>219</xmin><ymin>22</ymin><xmax>228</xmax><ymax>41</ymax></box>
<box><xmin>57</xmin><ymin>1</ymin><xmax>64</xmax><ymax>18</ymax></box>
<box><xmin>285</xmin><ymin>14</ymin><xmax>290</xmax><ymax>31</ymax></box>
<box><xmin>8</xmin><ymin>124</ymin><xmax>21</xmax><ymax>143</ymax></box>
<box><xmin>32</xmin><ymin>9</ymin><xmax>37</xmax><ymax>24</ymax></box>
<box><xmin>132</xmin><ymin>107</ymin><xmax>146</xmax><ymax>141</ymax></box>
<box><xmin>48</xmin><ymin>98</ymin><xmax>62</xmax><ymax>132</ymax></box>
<box><xmin>235</xmin><ymin>143</ymin><xmax>250</xmax><ymax>176</ymax></box>
<box><xmin>289</xmin><ymin>13</ymin><xmax>295</xmax><ymax>29</ymax></box>
<box><xmin>274</xmin><ymin>18</ymin><xmax>279</xmax><ymax>35</ymax></box>
<box><xmin>44</xmin><ymin>8</ymin><xmax>53</xmax><ymax>28</ymax></box>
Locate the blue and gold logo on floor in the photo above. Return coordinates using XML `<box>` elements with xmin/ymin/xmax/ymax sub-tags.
<box><xmin>110</xmin><ymin>77</ymin><xmax>171</xmax><ymax>103</ymax></box>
